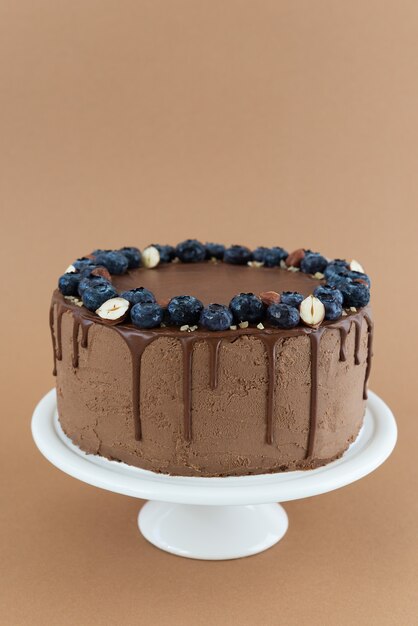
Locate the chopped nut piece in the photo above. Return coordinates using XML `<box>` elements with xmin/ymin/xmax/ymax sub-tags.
<box><xmin>314</xmin><ymin>272</ymin><xmax>325</xmax><ymax>280</ymax></box>
<box><xmin>65</xmin><ymin>264</ymin><xmax>76</xmax><ymax>273</ymax></box>
<box><xmin>280</xmin><ymin>260</ymin><xmax>287</xmax><ymax>270</ymax></box>
<box><xmin>257</xmin><ymin>323</ymin><xmax>265</xmax><ymax>330</ymax></box>
<box><xmin>300</xmin><ymin>295</ymin><xmax>325</xmax><ymax>328</ymax></box>
<box><xmin>350</xmin><ymin>307</ymin><xmax>357</xmax><ymax>312</ymax></box>
<box><xmin>189</xmin><ymin>325</ymin><xmax>198</xmax><ymax>331</ymax></box>
<box><xmin>142</xmin><ymin>245</ymin><xmax>160</xmax><ymax>269</ymax></box>
<box><xmin>342</xmin><ymin>310</ymin><xmax>348</xmax><ymax>316</ymax></box>
<box><xmin>287</xmin><ymin>266</ymin><xmax>300</xmax><ymax>273</ymax></box>
<box><xmin>180</xmin><ymin>325</ymin><xmax>190</xmax><ymax>332</ymax></box>
<box><xmin>247</xmin><ymin>260</ymin><xmax>264</xmax><ymax>268</ymax></box>
<box><xmin>229</xmin><ymin>325</ymin><xmax>237</xmax><ymax>330</ymax></box>
<box><xmin>239</xmin><ymin>321</ymin><xmax>249</xmax><ymax>329</ymax></box>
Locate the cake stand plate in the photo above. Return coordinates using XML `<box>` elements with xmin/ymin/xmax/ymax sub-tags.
<box><xmin>31</xmin><ymin>390</ymin><xmax>396</xmax><ymax>560</ymax></box>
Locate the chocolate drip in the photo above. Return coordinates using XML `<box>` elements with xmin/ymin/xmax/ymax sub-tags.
<box><xmin>72</xmin><ymin>318</ymin><xmax>80</xmax><ymax>368</ymax></box>
<box><xmin>339</xmin><ymin>326</ymin><xmax>348</xmax><ymax>361</ymax></box>
<box><xmin>352</xmin><ymin>318</ymin><xmax>362</xmax><ymax>365</ymax></box>
<box><xmin>179</xmin><ymin>336</ymin><xmax>199</xmax><ymax>442</ymax></box>
<box><xmin>80</xmin><ymin>318</ymin><xmax>93</xmax><ymax>348</ymax></box>
<box><xmin>260</xmin><ymin>336</ymin><xmax>279</xmax><ymax>445</ymax></box>
<box><xmin>306</xmin><ymin>329</ymin><xmax>325</xmax><ymax>459</ymax></box>
<box><xmin>49</xmin><ymin>303</ymin><xmax>57</xmax><ymax>376</ymax></box>
<box><xmin>55</xmin><ymin>304</ymin><xmax>65</xmax><ymax>361</ymax></box>
<box><xmin>363</xmin><ymin>314</ymin><xmax>374</xmax><ymax>399</ymax></box>
<box><xmin>112</xmin><ymin>327</ymin><xmax>158</xmax><ymax>441</ymax></box>
<box><xmin>207</xmin><ymin>338</ymin><xmax>222</xmax><ymax>390</ymax></box>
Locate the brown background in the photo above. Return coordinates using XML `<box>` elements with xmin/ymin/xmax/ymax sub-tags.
<box><xmin>1</xmin><ymin>1</ymin><xmax>417</xmax><ymax>624</ymax></box>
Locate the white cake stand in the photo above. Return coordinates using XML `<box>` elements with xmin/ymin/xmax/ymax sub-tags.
<box><xmin>31</xmin><ymin>389</ymin><xmax>396</xmax><ymax>560</ymax></box>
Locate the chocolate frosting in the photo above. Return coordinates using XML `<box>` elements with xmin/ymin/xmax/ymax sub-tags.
<box><xmin>50</xmin><ymin>262</ymin><xmax>373</xmax><ymax>465</ymax></box>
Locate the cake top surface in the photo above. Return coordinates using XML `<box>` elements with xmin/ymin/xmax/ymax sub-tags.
<box><xmin>55</xmin><ymin>240</ymin><xmax>371</xmax><ymax>332</ymax></box>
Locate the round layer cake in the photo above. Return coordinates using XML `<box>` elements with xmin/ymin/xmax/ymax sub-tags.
<box><xmin>50</xmin><ymin>242</ymin><xmax>373</xmax><ymax>476</ymax></box>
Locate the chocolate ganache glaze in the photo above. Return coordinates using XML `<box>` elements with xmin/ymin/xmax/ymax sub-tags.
<box><xmin>51</xmin><ymin>256</ymin><xmax>373</xmax><ymax>477</ymax></box>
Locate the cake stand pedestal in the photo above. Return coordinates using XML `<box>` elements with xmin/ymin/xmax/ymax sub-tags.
<box><xmin>31</xmin><ymin>390</ymin><xmax>396</xmax><ymax>560</ymax></box>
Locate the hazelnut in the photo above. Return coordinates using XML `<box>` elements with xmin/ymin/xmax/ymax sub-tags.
<box><xmin>285</xmin><ymin>248</ymin><xmax>305</xmax><ymax>268</ymax></box>
<box><xmin>142</xmin><ymin>246</ymin><xmax>160</xmax><ymax>269</ymax></box>
<box><xmin>300</xmin><ymin>295</ymin><xmax>325</xmax><ymax>328</ymax></box>
<box><xmin>95</xmin><ymin>297</ymin><xmax>130</xmax><ymax>324</ymax></box>
<box><xmin>259</xmin><ymin>291</ymin><xmax>280</xmax><ymax>306</ymax></box>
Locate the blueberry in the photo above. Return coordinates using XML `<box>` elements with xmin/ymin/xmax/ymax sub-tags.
<box><xmin>325</xmin><ymin>270</ymin><xmax>352</xmax><ymax>289</ymax></box>
<box><xmin>300</xmin><ymin>251</ymin><xmax>328</xmax><ymax>274</ymax></box>
<box><xmin>200</xmin><ymin>304</ymin><xmax>233</xmax><ymax>331</ymax></box>
<box><xmin>223</xmin><ymin>245</ymin><xmax>252</xmax><ymax>265</ymax></box>
<box><xmin>205</xmin><ymin>243</ymin><xmax>226</xmax><ymax>260</ymax></box>
<box><xmin>229</xmin><ymin>293</ymin><xmax>264</xmax><ymax>323</ymax></box>
<box><xmin>252</xmin><ymin>247</ymin><xmax>270</xmax><ymax>262</ymax></box>
<box><xmin>81</xmin><ymin>283</ymin><xmax>118</xmax><ymax>311</ymax></box>
<box><xmin>324</xmin><ymin>259</ymin><xmax>349</xmax><ymax>279</ymax></box>
<box><xmin>347</xmin><ymin>270</ymin><xmax>371</xmax><ymax>287</ymax></box>
<box><xmin>339</xmin><ymin>282</ymin><xmax>370</xmax><ymax>308</ymax></box>
<box><xmin>78</xmin><ymin>276</ymin><xmax>111</xmax><ymax>296</ymax></box>
<box><xmin>131</xmin><ymin>302</ymin><xmax>163</xmax><ymax>329</ymax></box>
<box><xmin>313</xmin><ymin>285</ymin><xmax>344</xmax><ymax>305</ymax></box>
<box><xmin>151</xmin><ymin>244</ymin><xmax>176</xmax><ymax>263</ymax></box>
<box><xmin>120</xmin><ymin>287</ymin><xmax>156</xmax><ymax>305</ymax></box>
<box><xmin>175</xmin><ymin>239</ymin><xmax>206</xmax><ymax>263</ymax></box>
<box><xmin>280</xmin><ymin>291</ymin><xmax>304</xmax><ymax>308</ymax></box>
<box><xmin>167</xmin><ymin>295</ymin><xmax>204</xmax><ymax>325</ymax></box>
<box><xmin>252</xmin><ymin>246</ymin><xmax>288</xmax><ymax>267</ymax></box>
<box><xmin>267</xmin><ymin>304</ymin><xmax>300</xmax><ymax>329</ymax></box>
<box><xmin>93</xmin><ymin>251</ymin><xmax>129</xmax><ymax>275</ymax></box>
<box><xmin>73</xmin><ymin>258</ymin><xmax>97</xmax><ymax>272</ymax></box>
<box><xmin>322</xmin><ymin>299</ymin><xmax>343</xmax><ymax>321</ymax></box>
<box><xmin>119</xmin><ymin>247</ymin><xmax>141</xmax><ymax>269</ymax></box>
<box><xmin>58</xmin><ymin>273</ymin><xmax>81</xmax><ymax>296</ymax></box>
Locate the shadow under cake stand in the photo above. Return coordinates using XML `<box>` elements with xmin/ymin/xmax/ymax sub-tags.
<box><xmin>31</xmin><ymin>389</ymin><xmax>396</xmax><ymax>560</ymax></box>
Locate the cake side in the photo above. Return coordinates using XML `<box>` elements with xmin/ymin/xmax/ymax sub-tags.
<box><xmin>52</xmin><ymin>293</ymin><xmax>371</xmax><ymax>476</ymax></box>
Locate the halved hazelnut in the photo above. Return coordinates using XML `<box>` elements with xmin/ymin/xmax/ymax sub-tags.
<box><xmin>285</xmin><ymin>248</ymin><xmax>305</xmax><ymax>267</ymax></box>
<box><xmin>259</xmin><ymin>291</ymin><xmax>280</xmax><ymax>306</ymax></box>
<box><xmin>95</xmin><ymin>297</ymin><xmax>130</xmax><ymax>324</ymax></box>
<box><xmin>350</xmin><ymin>259</ymin><xmax>365</xmax><ymax>273</ymax></box>
<box><xmin>300</xmin><ymin>295</ymin><xmax>325</xmax><ymax>328</ymax></box>
<box><xmin>142</xmin><ymin>246</ymin><xmax>160</xmax><ymax>269</ymax></box>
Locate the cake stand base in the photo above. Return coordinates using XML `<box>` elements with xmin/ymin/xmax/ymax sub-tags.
<box><xmin>32</xmin><ymin>389</ymin><xmax>397</xmax><ymax>561</ymax></box>
<box><xmin>138</xmin><ymin>501</ymin><xmax>288</xmax><ymax>560</ymax></box>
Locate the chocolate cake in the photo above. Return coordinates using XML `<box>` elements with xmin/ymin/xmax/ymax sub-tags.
<box><xmin>50</xmin><ymin>241</ymin><xmax>373</xmax><ymax>476</ymax></box>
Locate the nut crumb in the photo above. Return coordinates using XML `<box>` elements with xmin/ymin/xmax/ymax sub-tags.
<box><xmin>314</xmin><ymin>272</ymin><xmax>324</xmax><ymax>279</ymax></box>
<box><xmin>239</xmin><ymin>321</ymin><xmax>249</xmax><ymax>329</ymax></box>
<box><xmin>180</xmin><ymin>325</ymin><xmax>189</xmax><ymax>331</ymax></box>
<box><xmin>189</xmin><ymin>325</ymin><xmax>198</xmax><ymax>331</ymax></box>
<box><xmin>287</xmin><ymin>266</ymin><xmax>300</xmax><ymax>273</ymax></box>
<box><xmin>342</xmin><ymin>310</ymin><xmax>348</xmax><ymax>316</ymax></box>
<box><xmin>350</xmin><ymin>307</ymin><xmax>357</xmax><ymax>312</ymax></box>
<box><xmin>257</xmin><ymin>323</ymin><xmax>265</xmax><ymax>330</ymax></box>
<box><xmin>229</xmin><ymin>325</ymin><xmax>237</xmax><ymax>330</ymax></box>
<box><xmin>247</xmin><ymin>260</ymin><xmax>264</xmax><ymax>268</ymax></box>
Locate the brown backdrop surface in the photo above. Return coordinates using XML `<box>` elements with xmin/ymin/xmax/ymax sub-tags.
<box><xmin>1</xmin><ymin>1</ymin><xmax>417</xmax><ymax>624</ymax></box>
